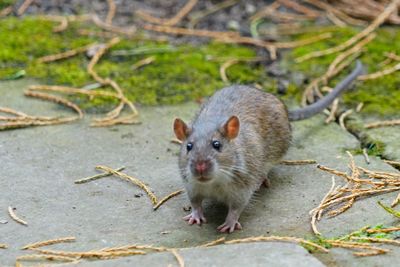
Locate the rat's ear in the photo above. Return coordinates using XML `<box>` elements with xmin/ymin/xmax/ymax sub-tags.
<box><xmin>222</xmin><ymin>116</ymin><xmax>240</xmax><ymax>140</ymax></box>
<box><xmin>174</xmin><ymin>118</ymin><xmax>189</xmax><ymax>141</ymax></box>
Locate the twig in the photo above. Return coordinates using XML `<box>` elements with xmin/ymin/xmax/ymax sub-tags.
<box><xmin>28</xmin><ymin>85</ymin><xmax>119</xmax><ymax>99</ymax></box>
<box><xmin>22</xmin><ymin>237</ymin><xmax>76</xmax><ymax>250</ymax></box>
<box><xmin>278</xmin><ymin>0</ymin><xmax>321</xmax><ymax>18</ymax></box>
<box><xmin>95</xmin><ymin>165</ymin><xmax>158</xmax><ymax>205</ymax></box>
<box><xmin>366</xmin><ymin>226</ymin><xmax>400</xmax><ymax>233</ymax></box>
<box><xmin>383</xmin><ymin>160</ymin><xmax>400</xmax><ymax>168</ymax></box>
<box><xmin>317</xmin><ymin>187</ymin><xmax>400</xmax><ymax>211</ymax></box>
<box><xmin>24</xmin><ymin>90</ymin><xmax>83</xmax><ymax>119</ymax></box>
<box><xmin>198</xmin><ymin>237</ymin><xmax>226</xmax><ymax>247</ymax></box>
<box><xmin>0</xmin><ymin>5</ymin><xmax>13</xmax><ymax>17</ymax></box>
<box><xmin>143</xmin><ymin>24</ymin><xmax>331</xmax><ymax>60</ymax></box>
<box><xmin>8</xmin><ymin>207</ymin><xmax>28</xmax><ymax>226</ymax></box>
<box><xmin>317</xmin><ymin>164</ymin><xmax>351</xmax><ymax>180</ymax></box>
<box><xmin>362</xmin><ymin>148</ymin><xmax>370</xmax><ymax>164</ymax></box>
<box><xmin>385</xmin><ymin>52</ymin><xmax>400</xmax><ymax>61</ymax></box>
<box><xmin>86</xmin><ymin>37</ymin><xmax>139</xmax><ymax>126</ymax></box>
<box><xmin>220</xmin><ymin>59</ymin><xmax>239</xmax><ymax>83</ymax></box>
<box><xmin>74</xmin><ymin>167</ymin><xmax>125</xmax><ymax>184</ymax></box>
<box><xmin>153</xmin><ymin>190</ymin><xmax>184</xmax><ymax>211</ymax></box>
<box><xmin>311</xmin><ymin>176</ymin><xmax>336</xmax><ymax>235</ymax></box>
<box><xmin>303</xmin><ymin>0</ymin><xmax>366</xmax><ymax>26</ymax></box>
<box><xmin>339</xmin><ymin>109</ymin><xmax>353</xmax><ymax>131</ymax></box>
<box><xmin>0</xmin><ymin>107</ymin><xmax>28</xmax><ymax>117</ymax></box>
<box><xmin>17</xmin><ymin>0</ymin><xmax>34</xmax><ymax>16</ymax></box>
<box><xmin>351</xmin><ymin>237</ymin><xmax>400</xmax><ymax>246</ymax></box>
<box><xmin>132</xmin><ymin>56</ymin><xmax>156</xmax><ymax>70</ymax></box>
<box><xmin>356</xmin><ymin>102</ymin><xmax>364</xmax><ymax>112</ymax></box>
<box><xmin>31</xmin><ymin>247</ymin><xmax>146</xmax><ymax>259</ymax></box>
<box><xmin>327</xmin><ymin>240</ymin><xmax>388</xmax><ymax>257</ymax></box>
<box><xmin>37</xmin><ymin>43</ymin><xmax>96</xmax><ymax>63</ymax></box>
<box><xmin>326</xmin><ymin>11</ymin><xmax>347</xmax><ymax>27</ymax></box>
<box><xmin>225</xmin><ymin>235</ymin><xmax>329</xmax><ymax>253</ymax></box>
<box><xmin>92</xmin><ymin>15</ymin><xmax>136</xmax><ymax>36</ymax></box>
<box><xmin>39</xmin><ymin>15</ymin><xmax>69</xmax><ymax>32</ymax></box>
<box><xmin>170</xmin><ymin>249</ymin><xmax>185</xmax><ymax>267</ymax></box>
<box><xmin>106</xmin><ymin>0</ymin><xmax>116</xmax><ymax>25</ymax></box>
<box><xmin>219</xmin><ymin>57</ymin><xmax>268</xmax><ymax>83</ymax></box>
<box><xmin>296</xmin><ymin>0</ymin><xmax>400</xmax><ymax>62</ymax></box>
<box><xmin>136</xmin><ymin>0</ymin><xmax>198</xmax><ymax>26</ymax></box>
<box><xmin>301</xmin><ymin>48</ymin><xmax>362</xmax><ymax>106</ymax></box>
<box><xmin>358</xmin><ymin>62</ymin><xmax>400</xmax><ymax>80</ymax></box>
<box><xmin>364</xmin><ymin>119</ymin><xmax>400</xmax><ymax>129</ymax></box>
<box><xmin>280</xmin><ymin>159</ymin><xmax>317</xmax><ymax>165</ymax></box>
<box><xmin>378</xmin><ymin>201</ymin><xmax>400</xmax><ymax>218</ymax></box>
<box><xmin>16</xmin><ymin>254</ymin><xmax>78</xmax><ymax>262</ymax></box>
<box><xmin>325</xmin><ymin>98</ymin><xmax>339</xmax><ymax>123</ymax></box>
<box><xmin>189</xmin><ymin>0</ymin><xmax>238</xmax><ymax>28</ymax></box>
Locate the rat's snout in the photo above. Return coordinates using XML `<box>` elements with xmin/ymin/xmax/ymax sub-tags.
<box><xmin>191</xmin><ymin>159</ymin><xmax>213</xmax><ymax>178</ymax></box>
<box><xmin>195</xmin><ymin>161</ymin><xmax>208</xmax><ymax>173</ymax></box>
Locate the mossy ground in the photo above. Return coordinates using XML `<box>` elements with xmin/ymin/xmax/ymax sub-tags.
<box><xmin>287</xmin><ymin>26</ymin><xmax>400</xmax><ymax>116</ymax></box>
<box><xmin>0</xmin><ymin>17</ymin><xmax>274</xmax><ymax>111</ymax></box>
<box><xmin>1</xmin><ymin>17</ymin><xmax>399</xmax><ymax>115</ymax></box>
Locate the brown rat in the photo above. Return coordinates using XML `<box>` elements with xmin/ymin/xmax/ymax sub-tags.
<box><xmin>173</xmin><ymin>61</ymin><xmax>363</xmax><ymax>233</ymax></box>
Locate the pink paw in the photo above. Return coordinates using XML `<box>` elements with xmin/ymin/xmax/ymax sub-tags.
<box><xmin>183</xmin><ymin>208</ymin><xmax>207</xmax><ymax>225</ymax></box>
<box><xmin>217</xmin><ymin>220</ymin><xmax>242</xmax><ymax>233</ymax></box>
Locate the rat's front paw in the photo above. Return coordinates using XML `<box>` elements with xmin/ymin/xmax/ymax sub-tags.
<box><xmin>183</xmin><ymin>207</ymin><xmax>207</xmax><ymax>225</ymax></box>
<box><xmin>217</xmin><ymin>220</ymin><xmax>242</xmax><ymax>233</ymax></box>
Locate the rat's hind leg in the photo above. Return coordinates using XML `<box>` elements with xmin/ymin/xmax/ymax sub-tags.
<box><xmin>183</xmin><ymin>196</ymin><xmax>207</xmax><ymax>225</ymax></box>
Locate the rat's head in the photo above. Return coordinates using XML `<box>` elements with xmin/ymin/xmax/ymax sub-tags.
<box><xmin>173</xmin><ymin>116</ymin><xmax>241</xmax><ymax>184</ymax></box>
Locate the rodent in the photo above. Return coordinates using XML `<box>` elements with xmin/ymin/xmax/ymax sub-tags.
<box><xmin>173</xmin><ymin>61</ymin><xmax>363</xmax><ymax>233</ymax></box>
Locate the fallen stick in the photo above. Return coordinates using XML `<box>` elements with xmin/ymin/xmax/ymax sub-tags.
<box><xmin>22</xmin><ymin>237</ymin><xmax>76</xmax><ymax>250</ymax></box>
<box><xmin>153</xmin><ymin>190</ymin><xmax>184</xmax><ymax>211</ymax></box>
<box><xmin>95</xmin><ymin>166</ymin><xmax>158</xmax><ymax>205</ymax></box>
<box><xmin>74</xmin><ymin>167</ymin><xmax>125</xmax><ymax>184</ymax></box>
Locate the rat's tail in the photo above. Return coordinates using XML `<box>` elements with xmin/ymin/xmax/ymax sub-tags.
<box><xmin>288</xmin><ymin>61</ymin><xmax>363</xmax><ymax>121</ymax></box>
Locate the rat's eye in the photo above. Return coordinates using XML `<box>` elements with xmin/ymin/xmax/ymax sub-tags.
<box><xmin>186</xmin><ymin>142</ymin><xmax>193</xmax><ymax>152</ymax></box>
<box><xmin>212</xmin><ymin>140</ymin><xmax>221</xmax><ymax>151</ymax></box>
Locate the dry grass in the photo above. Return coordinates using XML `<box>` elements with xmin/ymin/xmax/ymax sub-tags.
<box><xmin>153</xmin><ymin>190</ymin><xmax>185</xmax><ymax>211</ymax></box>
<box><xmin>74</xmin><ymin>166</ymin><xmax>125</xmax><ymax>184</ymax></box>
<box><xmin>22</xmin><ymin>237</ymin><xmax>76</xmax><ymax>250</ymax></box>
<box><xmin>310</xmin><ymin>151</ymin><xmax>400</xmax><ymax>240</ymax></box>
<box><xmin>280</xmin><ymin>159</ymin><xmax>317</xmax><ymax>165</ymax></box>
<box><xmin>364</xmin><ymin>120</ymin><xmax>400</xmax><ymax>129</ymax></box>
<box><xmin>296</xmin><ymin>0</ymin><xmax>400</xmax><ymax>62</ymax></box>
<box><xmin>170</xmin><ymin>249</ymin><xmax>185</xmax><ymax>267</ymax></box>
<box><xmin>95</xmin><ymin>165</ymin><xmax>158</xmax><ymax>205</ymax></box>
<box><xmin>136</xmin><ymin>0</ymin><xmax>198</xmax><ymax>26</ymax></box>
<box><xmin>225</xmin><ymin>235</ymin><xmax>329</xmax><ymax>253</ymax></box>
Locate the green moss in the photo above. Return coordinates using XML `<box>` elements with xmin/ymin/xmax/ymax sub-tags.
<box><xmin>288</xmin><ymin>26</ymin><xmax>400</xmax><ymax>116</ymax></box>
<box><xmin>0</xmin><ymin>0</ymin><xmax>13</xmax><ymax>9</ymax></box>
<box><xmin>344</xmin><ymin>114</ymin><xmax>386</xmax><ymax>157</ymax></box>
<box><xmin>0</xmin><ymin>17</ymin><xmax>276</xmax><ymax>110</ymax></box>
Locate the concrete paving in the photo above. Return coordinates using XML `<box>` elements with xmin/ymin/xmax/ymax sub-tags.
<box><xmin>1</xmin><ymin>79</ymin><xmax>400</xmax><ymax>266</ymax></box>
<box><xmin>368</xmin><ymin>127</ymin><xmax>400</xmax><ymax>161</ymax></box>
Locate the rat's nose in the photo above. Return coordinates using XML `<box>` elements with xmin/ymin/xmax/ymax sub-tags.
<box><xmin>195</xmin><ymin>161</ymin><xmax>209</xmax><ymax>174</ymax></box>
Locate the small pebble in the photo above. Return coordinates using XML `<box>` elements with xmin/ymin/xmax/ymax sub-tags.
<box><xmin>134</xmin><ymin>193</ymin><xmax>144</xmax><ymax>198</ymax></box>
<box><xmin>227</xmin><ymin>20</ymin><xmax>240</xmax><ymax>31</ymax></box>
